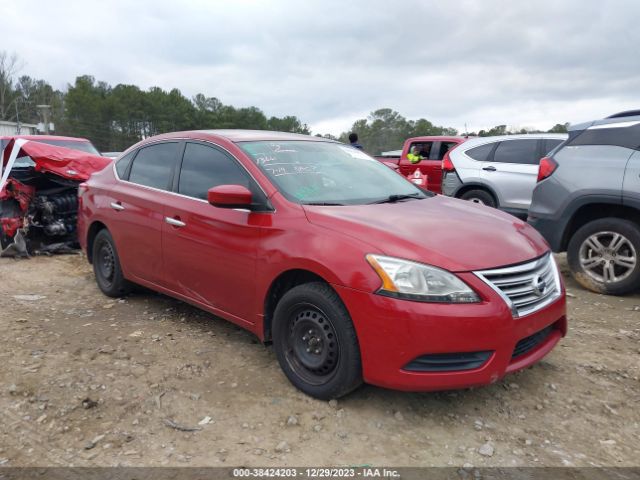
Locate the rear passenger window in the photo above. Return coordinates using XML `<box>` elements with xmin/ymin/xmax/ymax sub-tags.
<box><xmin>493</xmin><ymin>139</ymin><xmax>539</xmax><ymax>164</ymax></box>
<box><xmin>466</xmin><ymin>143</ymin><xmax>495</xmax><ymax>161</ymax></box>
<box><xmin>115</xmin><ymin>150</ymin><xmax>136</xmax><ymax>179</ymax></box>
<box><xmin>128</xmin><ymin>142</ymin><xmax>179</xmax><ymax>190</ymax></box>
<box><xmin>543</xmin><ymin>139</ymin><xmax>563</xmax><ymax>155</ymax></box>
<box><xmin>178</xmin><ymin>143</ymin><xmax>250</xmax><ymax>200</ymax></box>
<box><xmin>568</xmin><ymin>123</ymin><xmax>640</xmax><ymax>150</ymax></box>
<box><xmin>434</xmin><ymin>142</ymin><xmax>458</xmax><ymax>160</ymax></box>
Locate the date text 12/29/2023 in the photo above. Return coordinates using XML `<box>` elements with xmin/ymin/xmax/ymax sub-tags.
<box><xmin>232</xmin><ymin>467</ymin><xmax>401</xmax><ymax>478</ymax></box>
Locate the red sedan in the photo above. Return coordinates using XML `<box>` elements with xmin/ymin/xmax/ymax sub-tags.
<box><xmin>78</xmin><ymin>130</ymin><xmax>567</xmax><ymax>399</ymax></box>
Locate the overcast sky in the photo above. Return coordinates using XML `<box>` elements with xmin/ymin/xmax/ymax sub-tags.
<box><xmin>2</xmin><ymin>0</ymin><xmax>639</xmax><ymax>135</ymax></box>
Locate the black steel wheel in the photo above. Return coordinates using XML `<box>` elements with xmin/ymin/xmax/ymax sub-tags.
<box><xmin>286</xmin><ymin>305</ymin><xmax>340</xmax><ymax>385</ymax></box>
<box><xmin>92</xmin><ymin>229</ymin><xmax>132</xmax><ymax>297</ymax></box>
<box><xmin>273</xmin><ymin>282</ymin><xmax>362</xmax><ymax>399</ymax></box>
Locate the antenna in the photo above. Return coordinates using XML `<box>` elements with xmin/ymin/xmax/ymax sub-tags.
<box><xmin>464</xmin><ymin>123</ymin><xmax>469</xmax><ymax>138</ymax></box>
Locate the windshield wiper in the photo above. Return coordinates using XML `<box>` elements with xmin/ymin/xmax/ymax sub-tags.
<box><xmin>303</xmin><ymin>201</ymin><xmax>346</xmax><ymax>206</ymax></box>
<box><xmin>368</xmin><ymin>193</ymin><xmax>425</xmax><ymax>204</ymax></box>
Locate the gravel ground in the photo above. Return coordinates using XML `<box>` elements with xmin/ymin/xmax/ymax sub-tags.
<box><xmin>0</xmin><ymin>253</ymin><xmax>638</xmax><ymax>467</ymax></box>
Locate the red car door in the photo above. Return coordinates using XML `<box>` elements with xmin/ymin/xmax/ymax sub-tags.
<box><xmin>399</xmin><ymin>140</ymin><xmax>442</xmax><ymax>192</ymax></box>
<box><xmin>109</xmin><ymin>141</ymin><xmax>181</xmax><ymax>286</ymax></box>
<box><xmin>161</xmin><ymin>141</ymin><xmax>268</xmax><ymax>327</ymax></box>
<box><xmin>417</xmin><ymin>144</ymin><xmax>443</xmax><ymax>194</ymax></box>
<box><xmin>423</xmin><ymin>141</ymin><xmax>458</xmax><ymax>193</ymax></box>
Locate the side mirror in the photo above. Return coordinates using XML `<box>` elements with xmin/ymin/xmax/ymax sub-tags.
<box><xmin>207</xmin><ymin>185</ymin><xmax>253</xmax><ymax>209</ymax></box>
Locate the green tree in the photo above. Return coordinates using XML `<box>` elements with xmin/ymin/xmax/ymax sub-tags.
<box><xmin>57</xmin><ymin>76</ymin><xmax>113</xmax><ymax>148</ymax></box>
<box><xmin>266</xmin><ymin>115</ymin><xmax>310</xmax><ymax>134</ymax></box>
<box><xmin>478</xmin><ymin>125</ymin><xmax>507</xmax><ymax>137</ymax></box>
<box><xmin>14</xmin><ymin>75</ymin><xmax>62</xmax><ymax>124</ymax></box>
<box><xmin>548</xmin><ymin>122</ymin><xmax>569</xmax><ymax>133</ymax></box>
<box><xmin>340</xmin><ymin>109</ymin><xmax>458</xmax><ymax>154</ymax></box>
<box><xmin>108</xmin><ymin>84</ymin><xmax>148</xmax><ymax>150</ymax></box>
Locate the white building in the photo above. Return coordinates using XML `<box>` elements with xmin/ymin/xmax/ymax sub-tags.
<box><xmin>0</xmin><ymin>120</ymin><xmax>39</xmax><ymax>136</ymax></box>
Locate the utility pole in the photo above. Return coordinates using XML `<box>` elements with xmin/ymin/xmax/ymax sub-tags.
<box><xmin>36</xmin><ymin>104</ymin><xmax>52</xmax><ymax>134</ymax></box>
<box><xmin>15</xmin><ymin>99</ymin><xmax>21</xmax><ymax>134</ymax></box>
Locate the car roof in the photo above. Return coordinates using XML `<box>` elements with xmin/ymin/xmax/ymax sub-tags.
<box><xmin>606</xmin><ymin>110</ymin><xmax>640</xmax><ymax>119</ymax></box>
<box><xmin>457</xmin><ymin>133</ymin><xmax>568</xmax><ymax>149</ymax></box>
<box><xmin>147</xmin><ymin>130</ymin><xmax>335</xmax><ymax>144</ymax></box>
<box><xmin>570</xmin><ymin>113</ymin><xmax>640</xmax><ymax>132</ymax></box>
<box><xmin>405</xmin><ymin>135</ymin><xmax>467</xmax><ymax>142</ymax></box>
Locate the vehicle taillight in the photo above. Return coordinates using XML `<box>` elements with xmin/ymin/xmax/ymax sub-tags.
<box><xmin>442</xmin><ymin>153</ymin><xmax>455</xmax><ymax>172</ymax></box>
<box><xmin>537</xmin><ymin>157</ymin><xmax>558</xmax><ymax>182</ymax></box>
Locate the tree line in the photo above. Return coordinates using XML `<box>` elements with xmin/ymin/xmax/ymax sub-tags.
<box><xmin>1</xmin><ymin>51</ymin><xmax>569</xmax><ymax>154</ymax></box>
<box><xmin>0</xmin><ymin>52</ymin><xmax>309</xmax><ymax>151</ymax></box>
<box><xmin>338</xmin><ymin>109</ymin><xmax>569</xmax><ymax>154</ymax></box>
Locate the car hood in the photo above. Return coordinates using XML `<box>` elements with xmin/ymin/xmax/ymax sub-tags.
<box><xmin>302</xmin><ymin>195</ymin><xmax>549</xmax><ymax>272</ymax></box>
<box><xmin>2</xmin><ymin>138</ymin><xmax>112</xmax><ymax>183</ymax></box>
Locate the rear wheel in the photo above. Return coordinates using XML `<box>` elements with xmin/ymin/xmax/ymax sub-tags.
<box><xmin>92</xmin><ymin>229</ymin><xmax>132</xmax><ymax>297</ymax></box>
<box><xmin>460</xmin><ymin>189</ymin><xmax>496</xmax><ymax>208</ymax></box>
<box><xmin>272</xmin><ymin>282</ymin><xmax>362</xmax><ymax>400</ymax></box>
<box><xmin>567</xmin><ymin>218</ymin><xmax>640</xmax><ymax>295</ymax></box>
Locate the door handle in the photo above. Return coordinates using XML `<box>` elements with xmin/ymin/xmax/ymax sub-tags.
<box><xmin>110</xmin><ymin>202</ymin><xmax>125</xmax><ymax>211</ymax></box>
<box><xmin>482</xmin><ymin>166</ymin><xmax>497</xmax><ymax>172</ymax></box>
<box><xmin>165</xmin><ymin>217</ymin><xmax>186</xmax><ymax>228</ymax></box>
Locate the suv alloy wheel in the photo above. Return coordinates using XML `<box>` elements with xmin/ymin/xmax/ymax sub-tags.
<box><xmin>567</xmin><ymin>218</ymin><xmax>640</xmax><ymax>294</ymax></box>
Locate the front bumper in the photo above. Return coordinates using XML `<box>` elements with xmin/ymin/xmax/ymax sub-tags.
<box><xmin>334</xmin><ymin>273</ymin><xmax>566</xmax><ymax>392</ymax></box>
<box><xmin>527</xmin><ymin>214</ymin><xmax>565</xmax><ymax>252</ymax></box>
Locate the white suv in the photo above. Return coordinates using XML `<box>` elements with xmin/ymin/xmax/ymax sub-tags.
<box><xmin>442</xmin><ymin>134</ymin><xmax>567</xmax><ymax>218</ymax></box>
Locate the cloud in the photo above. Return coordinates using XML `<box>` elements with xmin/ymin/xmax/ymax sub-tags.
<box><xmin>2</xmin><ymin>0</ymin><xmax>638</xmax><ymax>135</ymax></box>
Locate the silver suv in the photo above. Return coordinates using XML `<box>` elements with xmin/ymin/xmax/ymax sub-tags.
<box><xmin>442</xmin><ymin>134</ymin><xmax>567</xmax><ymax>217</ymax></box>
<box><xmin>528</xmin><ymin>110</ymin><xmax>640</xmax><ymax>295</ymax></box>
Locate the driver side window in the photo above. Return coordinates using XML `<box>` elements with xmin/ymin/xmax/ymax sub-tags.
<box><xmin>409</xmin><ymin>142</ymin><xmax>434</xmax><ymax>159</ymax></box>
<box><xmin>178</xmin><ymin>142</ymin><xmax>264</xmax><ymax>203</ymax></box>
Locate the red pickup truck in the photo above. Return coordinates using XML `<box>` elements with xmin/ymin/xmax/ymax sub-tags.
<box><xmin>396</xmin><ymin>136</ymin><xmax>468</xmax><ymax>193</ymax></box>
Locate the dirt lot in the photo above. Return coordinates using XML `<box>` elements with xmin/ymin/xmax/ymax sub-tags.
<box><xmin>0</xmin><ymin>254</ymin><xmax>638</xmax><ymax>468</ymax></box>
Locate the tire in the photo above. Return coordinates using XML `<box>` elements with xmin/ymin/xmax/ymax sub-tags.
<box><xmin>272</xmin><ymin>282</ymin><xmax>362</xmax><ymax>400</ymax></box>
<box><xmin>460</xmin><ymin>189</ymin><xmax>496</xmax><ymax>208</ymax></box>
<box><xmin>567</xmin><ymin>217</ymin><xmax>640</xmax><ymax>295</ymax></box>
<box><xmin>92</xmin><ymin>229</ymin><xmax>132</xmax><ymax>297</ymax></box>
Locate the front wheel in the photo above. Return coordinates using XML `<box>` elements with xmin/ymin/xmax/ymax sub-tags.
<box><xmin>92</xmin><ymin>229</ymin><xmax>132</xmax><ymax>297</ymax></box>
<box><xmin>567</xmin><ymin>217</ymin><xmax>640</xmax><ymax>295</ymax></box>
<box><xmin>460</xmin><ymin>189</ymin><xmax>496</xmax><ymax>208</ymax></box>
<box><xmin>272</xmin><ymin>282</ymin><xmax>362</xmax><ymax>400</ymax></box>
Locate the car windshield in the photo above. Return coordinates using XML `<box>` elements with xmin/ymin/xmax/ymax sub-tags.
<box><xmin>239</xmin><ymin>141</ymin><xmax>427</xmax><ymax>205</ymax></box>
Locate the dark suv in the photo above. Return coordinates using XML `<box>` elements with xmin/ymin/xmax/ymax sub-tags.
<box><xmin>528</xmin><ymin>110</ymin><xmax>640</xmax><ymax>294</ymax></box>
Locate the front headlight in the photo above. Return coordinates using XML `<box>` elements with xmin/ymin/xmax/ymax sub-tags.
<box><xmin>366</xmin><ymin>254</ymin><xmax>480</xmax><ymax>303</ymax></box>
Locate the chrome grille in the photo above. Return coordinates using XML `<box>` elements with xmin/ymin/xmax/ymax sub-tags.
<box><xmin>475</xmin><ymin>253</ymin><xmax>561</xmax><ymax>318</ymax></box>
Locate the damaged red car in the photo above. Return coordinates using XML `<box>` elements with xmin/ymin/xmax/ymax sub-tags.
<box><xmin>0</xmin><ymin>136</ymin><xmax>111</xmax><ymax>256</ymax></box>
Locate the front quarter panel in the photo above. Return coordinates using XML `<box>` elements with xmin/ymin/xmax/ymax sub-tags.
<box><xmin>254</xmin><ymin>195</ymin><xmax>385</xmax><ymax>320</ymax></box>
